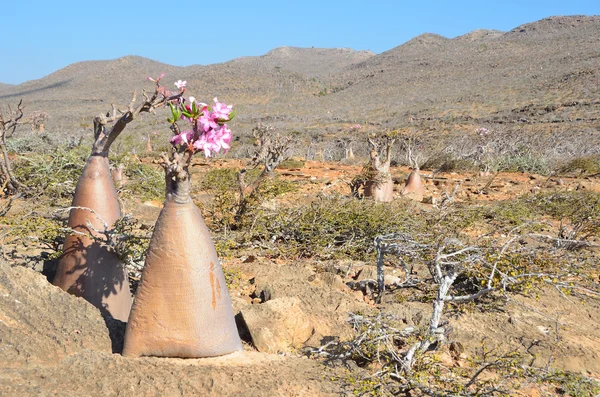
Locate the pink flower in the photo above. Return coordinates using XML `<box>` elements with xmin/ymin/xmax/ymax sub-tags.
<box><xmin>193</xmin><ymin>133</ymin><xmax>220</xmax><ymax>157</ymax></box>
<box><xmin>212</xmin><ymin>97</ymin><xmax>233</xmax><ymax>120</ymax></box>
<box><xmin>163</xmin><ymin>89</ymin><xmax>234</xmax><ymax>157</ymax></box>
<box><xmin>170</xmin><ymin>129</ymin><xmax>194</xmax><ymax>146</ymax></box>
<box><xmin>214</xmin><ymin>124</ymin><xmax>232</xmax><ymax>152</ymax></box>
<box><xmin>197</xmin><ymin>107</ymin><xmax>219</xmax><ymax>132</ymax></box>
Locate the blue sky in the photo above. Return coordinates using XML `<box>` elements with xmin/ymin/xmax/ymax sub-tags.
<box><xmin>2</xmin><ymin>0</ymin><xmax>598</xmax><ymax>84</ymax></box>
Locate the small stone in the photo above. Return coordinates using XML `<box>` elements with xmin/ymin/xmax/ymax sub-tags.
<box><xmin>318</xmin><ymin>273</ymin><xmax>348</xmax><ymax>291</ymax></box>
<box><xmin>422</xmin><ymin>195</ymin><xmax>436</xmax><ymax>204</ymax></box>
<box><xmin>449</xmin><ymin>341</ymin><xmax>464</xmax><ymax>359</ymax></box>
<box><xmin>402</xmin><ymin>191</ymin><xmax>424</xmax><ymax>202</ymax></box>
<box><xmin>537</xmin><ymin>325</ymin><xmax>550</xmax><ymax>335</ymax></box>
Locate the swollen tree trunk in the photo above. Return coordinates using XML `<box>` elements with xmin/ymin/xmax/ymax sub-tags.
<box><xmin>348</xmin><ymin>144</ymin><xmax>355</xmax><ymax>160</ymax></box>
<box><xmin>400</xmin><ymin>167</ymin><xmax>425</xmax><ymax>200</ymax></box>
<box><xmin>53</xmin><ymin>87</ymin><xmax>176</xmax><ymax>321</ymax></box>
<box><xmin>123</xmin><ymin>154</ymin><xmax>242</xmax><ymax>357</ymax></box>
<box><xmin>364</xmin><ymin>175</ymin><xmax>394</xmax><ymax>202</ymax></box>
<box><xmin>363</xmin><ymin>136</ymin><xmax>395</xmax><ymax>203</ymax></box>
<box><xmin>53</xmin><ymin>115</ymin><xmax>135</xmax><ymax>321</ymax></box>
<box><xmin>52</xmin><ymin>153</ymin><xmax>132</xmax><ymax>321</ymax></box>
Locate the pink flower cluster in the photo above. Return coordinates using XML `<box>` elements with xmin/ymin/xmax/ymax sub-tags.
<box><xmin>476</xmin><ymin>127</ymin><xmax>491</xmax><ymax>136</ymax></box>
<box><xmin>170</xmin><ymin>97</ymin><xmax>233</xmax><ymax>157</ymax></box>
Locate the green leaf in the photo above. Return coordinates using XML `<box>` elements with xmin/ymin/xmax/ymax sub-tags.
<box><xmin>228</xmin><ymin>109</ymin><xmax>237</xmax><ymax>121</ymax></box>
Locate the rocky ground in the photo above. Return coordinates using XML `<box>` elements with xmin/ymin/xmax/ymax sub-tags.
<box><xmin>0</xmin><ymin>262</ymin><xmax>348</xmax><ymax>397</ymax></box>
<box><xmin>1</xmin><ymin>160</ymin><xmax>600</xmax><ymax>396</ymax></box>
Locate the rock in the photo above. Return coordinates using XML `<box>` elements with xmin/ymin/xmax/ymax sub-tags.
<box><xmin>449</xmin><ymin>341</ymin><xmax>464</xmax><ymax>359</ymax></box>
<box><xmin>240</xmin><ymin>297</ymin><xmax>315</xmax><ymax>353</ymax></box>
<box><xmin>402</xmin><ymin>191</ymin><xmax>424</xmax><ymax>202</ymax></box>
<box><xmin>0</xmin><ymin>261</ymin><xmax>113</xmax><ymax>366</ymax></box>
<box><xmin>537</xmin><ymin>325</ymin><xmax>551</xmax><ymax>335</ymax></box>
<box><xmin>317</xmin><ymin>272</ymin><xmax>348</xmax><ymax>292</ymax></box>
<box><xmin>422</xmin><ymin>195</ymin><xmax>437</xmax><ymax>204</ymax></box>
<box><xmin>259</xmin><ymin>285</ymin><xmax>274</xmax><ymax>302</ymax></box>
<box><xmin>0</xmin><ymin>261</ymin><xmax>346</xmax><ymax>395</ymax></box>
<box><xmin>519</xmin><ymin>386</ymin><xmax>542</xmax><ymax>397</ymax></box>
<box><xmin>240</xmin><ymin>255</ymin><xmax>257</xmax><ymax>263</ymax></box>
<box><xmin>356</xmin><ymin>266</ymin><xmax>401</xmax><ymax>285</ymax></box>
<box><xmin>576</xmin><ymin>181</ymin><xmax>600</xmax><ymax>192</ymax></box>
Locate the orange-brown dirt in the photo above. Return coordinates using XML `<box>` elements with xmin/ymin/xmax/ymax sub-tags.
<box><xmin>1</xmin><ymin>159</ymin><xmax>599</xmax><ymax>396</ymax></box>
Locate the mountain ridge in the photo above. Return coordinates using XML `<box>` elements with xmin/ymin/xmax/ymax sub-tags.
<box><xmin>0</xmin><ymin>15</ymin><xmax>598</xmax><ymax>149</ymax></box>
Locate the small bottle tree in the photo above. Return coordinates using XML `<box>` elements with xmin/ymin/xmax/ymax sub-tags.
<box><xmin>399</xmin><ymin>131</ymin><xmax>425</xmax><ymax>199</ymax></box>
<box><xmin>362</xmin><ymin>133</ymin><xmax>396</xmax><ymax>202</ymax></box>
<box><xmin>123</xmin><ymin>80</ymin><xmax>242</xmax><ymax>358</ymax></box>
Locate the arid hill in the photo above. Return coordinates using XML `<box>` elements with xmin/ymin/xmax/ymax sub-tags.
<box><xmin>1</xmin><ymin>15</ymin><xmax>599</xmax><ymax>158</ymax></box>
<box><xmin>230</xmin><ymin>46</ymin><xmax>375</xmax><ymax>78</ymax></box>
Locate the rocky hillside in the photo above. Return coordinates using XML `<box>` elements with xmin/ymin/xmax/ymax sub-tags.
<box><xmin>323</xmin><ymin>15</ymin><xmax>600</xmax><ymax>124</ymax></box>
<box><xmin>229</xmin><ymin>46</ymin><xmax>375</xmax><ymax>78</ymax></box>
<box><xmin>0</xmin><ymin>15</ymin><xmax>599</xmax><ymax>157</ymax></box>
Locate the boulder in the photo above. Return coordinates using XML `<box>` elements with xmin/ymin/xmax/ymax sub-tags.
<box><xmin>0</xmin><ymin>261</ymin><xmax>113</xmax><ymax>367</ymax></box>
<box><xmin>240</xmin><ymin>297</ymin><xmax>314</xmax><ymax>353</ymax></box>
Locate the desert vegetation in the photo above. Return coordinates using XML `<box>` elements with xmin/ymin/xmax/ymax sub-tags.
<box><xmin>1</xmin><ymin>15</ymin><xmax>600</xmax><ymax>397</ymax></box>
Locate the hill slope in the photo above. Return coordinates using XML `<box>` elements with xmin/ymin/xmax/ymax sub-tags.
<box><xmin>1</xmin><ymin>15</ymin><xmax>599</xmax><ymax>157</ymax></box>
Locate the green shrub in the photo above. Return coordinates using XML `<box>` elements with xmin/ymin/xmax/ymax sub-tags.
<box><xmin>121</xmin><ymin>161</ymin><xmax>165</xmax><ymax>202</ymax></box>
<box><xmin>277</xmin><ymin>158</ymin><xmax>305</xmax><ymax>169</ymax></box>
<box><xmin>199</xmin><ymin>168</ymin><xmax>240</xmax><ymax>192</ymax></box>
<box><xmin>5</xmin><ymin>214</ymin><xmax>66</xmax><ymax>256</ymax></box>
<box><xmin>484</xmin><ymin>199</ymin><xmax>536</xmax><ymax>226</ymax></box>
<box><xmin>542</xmin><ymin>370</ymin><xmax>600</xmax><ymax>397</ymax></box>
<box><xmin>6</xmin><ymin>134</ymin><xmax>58</xmax><ymax>154</ymax></box>
<box><xmin>421</xmin><ymin>153</ymin><xmax>477</xmax><ymax>173</ymax></box>
<box><xmin>526</xmin><ymin>191</ymin><xmax>600</xmax><ymax>241</ymax></box>
<box><xmin>246</xmin><ymin>197</ymin><xmax>421</xmax><ymax>260</ymax></box>
<box><xmin>491</xmin><ymin>154</ymin><xmax>551</xmax><ymax>175</ymax></box>
<box><xmin>558</xmin><ymin>155</ymin><xmax>600</xmax><ymax>175</ymax></box>
<box><xmin>13</xmin><ymin>146</ymin><xmax>90</xmax><ymax>203</ymax></box>
<box><xmin>198</xmin><ymin>167</ymin><xmax>297</xmax><ymax>231</ymax></box>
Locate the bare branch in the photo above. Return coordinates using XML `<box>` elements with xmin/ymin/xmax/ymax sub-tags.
<box><xmin>92</xmin><ymin>80</ymin><xmax>183</xmax><ymax>154</ymax></box>
<box><xmin>1</xmin><ymin>100</ymin><xmax>27</xmax><ymax>194</ymax></box>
